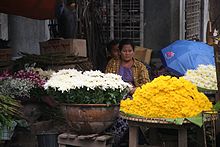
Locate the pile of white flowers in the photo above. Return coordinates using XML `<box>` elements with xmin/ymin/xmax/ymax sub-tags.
<box><xmin>183</xmin><ymin>64</ymin><xmax>217</xmax><ymax>90</ymax></box>
<box><xmin>44</xmin><ymin>69</ymin><xmax>132</xmax><ymax>92</ymax></box>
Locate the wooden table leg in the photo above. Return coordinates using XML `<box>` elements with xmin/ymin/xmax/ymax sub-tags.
<box><xmin>129</xmin><ymin>126</ymin><xmax>138</xmax><ymax>147</ymax></box>
<box><xmin>178</xmin><ymin>128</ymin><xmax>187</xmax><ymax>147</ymax></box>
<box><xmin>149</xmin><ymin>128</ymin><xmax>159</xmax><ymax>145</ymax></box>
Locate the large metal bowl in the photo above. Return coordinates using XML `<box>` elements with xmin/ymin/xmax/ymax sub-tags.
<box><xmin>60</xmin><ymin>104</ymin><xmax>119</xmax><ymax>135</ymax></box>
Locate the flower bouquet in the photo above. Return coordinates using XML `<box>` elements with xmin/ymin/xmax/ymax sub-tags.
<box><xmin>0</xmin><ymin>95</ymin><xmax>22</xmax><ymax>140</ymax></box>
<box><xmin>44</xmin><ymin>69</ymin><xmax>131</xmax><ymax>134</ymax></box>
<box><xmin>0</xmin><ymin>69</ymin><xmax>48</xmax><ymax>102</ymax></box>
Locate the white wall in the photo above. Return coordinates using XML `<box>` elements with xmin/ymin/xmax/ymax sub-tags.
<box><xmin>8</xmin><ymin>15</ymin><xmax>50</xmax><ymax>56</ymax></box>
<box><xmin>0</xmin><ymin>13</ymin><xmax>8</xmax><ymax>39</ymax></box>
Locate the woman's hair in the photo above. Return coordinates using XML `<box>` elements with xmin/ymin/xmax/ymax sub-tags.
<box><xmin>107</xmin><ymin>40</ymin><xmax>119</xmax><ymax>53</ymax></box>
<box><xmin>118</xmin><ymin>39</ymin><xmax>135</xmax><ymax>51</ymax></box>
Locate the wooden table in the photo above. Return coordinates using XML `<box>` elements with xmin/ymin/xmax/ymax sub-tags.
<box><xmin>120</xmin><ymin>114</ymin><xmax>217</xmax><ymax>147</ymax></box>
<box><xmin>128</xmin><ymin>120</ymin><xmax>191</xmax><ymax>147</ymax></box>
<box><xmin>58</xmin><ymin>133</ymin><xmax>113</xmax><ymax>147</ymax></box>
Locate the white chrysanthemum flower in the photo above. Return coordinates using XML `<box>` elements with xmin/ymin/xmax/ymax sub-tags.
<box><xmin>44</xmin><ymin>68</ymin><xmax>132</xmax><ymax>92</ymax></box>
<box><xmin>183</xmin><ymin>64</ymin><xmax>218</xmax><ymax>90</ymax></box>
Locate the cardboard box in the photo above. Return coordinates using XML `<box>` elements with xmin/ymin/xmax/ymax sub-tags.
<box><xmin>134</xmin><ymin>46</ymin><xmax>152</xmax><ymax>64</ymax></box>
<box><xmin>0</xmin><ymin>48</ymin><xmax>12</xmax><ymax>62</ymax></box>
<box><xmin>39</xmin><ymin>39</ymin><xmax>87</xmax><ymax>57</ymax></box>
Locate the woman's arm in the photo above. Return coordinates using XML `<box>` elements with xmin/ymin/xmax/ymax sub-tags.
<box><xmin>130</xmin><ymin>61</ymin><xmax>150</xmax><ymax>94</ymax></box>
<box><xmin>133</xmin><ymin>61</ymin><xmax>150</xmax><ymax>87</ymax></box>
<box><xmin>139</xmin><ymin>64</ymin><xmax>150</xmax><ymax>84</ymax></box>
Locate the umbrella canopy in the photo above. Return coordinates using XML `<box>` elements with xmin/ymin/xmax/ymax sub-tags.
<box><xmin>0</xmin><ymin>0</ymin><xmax>57</xmax><ymax>20</ymax></box>
<box><xmin>160</xmin><ymin>40</ymin><xmax>215</xmax><ymax>76</ymax></box>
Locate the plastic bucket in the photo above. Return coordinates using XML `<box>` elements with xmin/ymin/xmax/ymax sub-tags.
<box><xmin>37</xmin><ymin>133</ymin><xmax>58</xmax><ymax>147</ymax></box>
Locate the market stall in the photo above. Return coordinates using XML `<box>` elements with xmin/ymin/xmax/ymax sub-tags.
<box><xmin>0</xmin><ymin>1</ymin><xmax>220</xmax><ymax>146</ymax></box>
<box><xmin>121</xmin><ymin>112</ymin><xmax>217</xmax><ymax>147</ymax></box>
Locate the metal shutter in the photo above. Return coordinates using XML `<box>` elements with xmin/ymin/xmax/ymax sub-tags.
<box><xmin>108</xmin><ymin>0</ymin><xmax>144</xmax><ymax>46</ymax></box>
<box><xmin>185</xmin><ymin>0</ymin><xmax>203</xmax><ymax>40</ymax></box>
<box><xmin>77</xmin><ymin>0</ymin><xmax>144</xmax><ymax>46</ymax></box>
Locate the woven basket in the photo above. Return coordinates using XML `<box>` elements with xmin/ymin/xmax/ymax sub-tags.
<box><xmin>120</xmin><ymin>111</ymin><xmax>218</xmax><ymax>124</ymax></box>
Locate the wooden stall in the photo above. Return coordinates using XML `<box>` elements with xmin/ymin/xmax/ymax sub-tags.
<box><xmin>120</xmin><ymin>112</ymin><xmax>218</xmax><ymax>147</ymax></box>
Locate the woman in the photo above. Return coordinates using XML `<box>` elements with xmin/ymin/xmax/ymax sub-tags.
<box><xmin>106</xmin><ymin>39</ymin><xmax>150</xmax><ymax>94</ymax></box>
<box><xmin>105</xmin><ymin>39</ymin><xmax>150</xmax><ymax>146</ymax></box>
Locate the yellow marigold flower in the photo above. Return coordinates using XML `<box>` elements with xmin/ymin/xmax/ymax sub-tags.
<box><xmin>120</xmin><ymin>76</ymin><xmax>213</xmax><ymax>118</ymax></box>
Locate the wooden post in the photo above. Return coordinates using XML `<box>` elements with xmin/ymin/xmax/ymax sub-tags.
<box><xmin>149</xmin><ymin>128</ymin><xmax>159</xmax><ymax>145</ymax></box>
<box><xmin>213</xmin><ymin>43</ymin><xmax>220</xmax><ymax>102</ymax></box>
<box><xmin>129</xmin><ymin>126</ymin><xmax>138</xmax><ymax>147</ymax></box>
<box><xmin>214</xmin><ymin>43</ymin><xmax>220</xmax><ymax>137</ymax></box>
<box><xmin>178</xmin><ymin>128</ymin><xmax>187</xmax><ymax>147</ymax></box>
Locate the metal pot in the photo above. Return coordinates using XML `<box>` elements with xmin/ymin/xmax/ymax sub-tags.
<box><xmin>60</xmin><ymin>104</ymin><xmax>119</xmax><ymax>134</ymax></box>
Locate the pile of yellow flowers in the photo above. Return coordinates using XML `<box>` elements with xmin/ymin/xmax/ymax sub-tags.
<box><xmin>120</xmin><ymin>76</ymin><xmax>212</xmax><ymax>118</ymax></box>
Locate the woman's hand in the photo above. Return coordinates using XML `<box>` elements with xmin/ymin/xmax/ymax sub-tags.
<box><xmin>129</xmin><ymin>87</ymin><xmax>137</xmax><ymax>95</ymax></box>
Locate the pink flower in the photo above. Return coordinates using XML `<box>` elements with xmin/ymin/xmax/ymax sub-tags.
<box><xmin>0</xmin><ymin>70</ymin><xmax>12</xmax><ymax>80</ymax></box>
<box><xmin>14</xmin><ymin>70</ymin><xmax>46</xmax><ymax>87</ymax></box>
<box><xmin>165</xmin><ymin>51</ymin><xmax>175</xmax><ymax>59</ymax></box>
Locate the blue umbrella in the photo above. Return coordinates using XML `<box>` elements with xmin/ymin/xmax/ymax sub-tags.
<box><xmin>160</xmin><ymin>40</ymin><xmax>215</xmax><ymax>76</ymax></box>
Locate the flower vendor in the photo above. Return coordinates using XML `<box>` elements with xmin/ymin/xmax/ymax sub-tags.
<box><xmin>105</xmin><ymin>39</ymin><xmax>150</xmax><ymax>146</ymax></box>
<box><xmin>105</xmin><ymin>39</ymin><xmax>150</xmax><ymax>95</ymax></box>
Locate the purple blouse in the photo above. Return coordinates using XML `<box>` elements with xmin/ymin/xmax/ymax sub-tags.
<box><xmin>118</xmin><ymin>65</ymin><xmax>134</xmax><ymax>86</ymax></box>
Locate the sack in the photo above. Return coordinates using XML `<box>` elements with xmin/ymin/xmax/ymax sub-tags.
<box><xmin>135</xmin><ymin>46</ymin><xmax>152</xmax><ymax>64</ymax></box>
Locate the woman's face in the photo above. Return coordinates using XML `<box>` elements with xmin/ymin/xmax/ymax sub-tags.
<box><xmin>120</xmin><ymin>44</ymin><xmax>134</xmax><ymax>62</ymax></box>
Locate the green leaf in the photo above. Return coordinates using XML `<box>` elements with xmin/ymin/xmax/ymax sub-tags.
<box><xmin>106</xmin><ymin>101</ymin><xmax>111</xmax><ymax>105</ymax></box>
<box><xmin>166</xmin><ymin>118</ymin><xmax>176</xmax><ymax>123</ymax></box>
<box><xmin>186</xmin><ymin>114</ymin><xmax>203</xmax><ymax>127</ymax></box>
<box><xmin>16</xmin><ymin>120</ymin><xmax>28</xmax><ymax>127</ymax></box>
<box><xmin>213</xmin><ymin>101</ymin><xmax>220</xmax><ymax>111</ymax></box>
<box><xmin>197</xmin><ymin>87</ymin><xmax>217</xmax><ymax>93</ymax></box>
<box><xmin>174</xmin><ymin>118</ymin><xmax>184</xmax><ymax>125</ymax></box>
